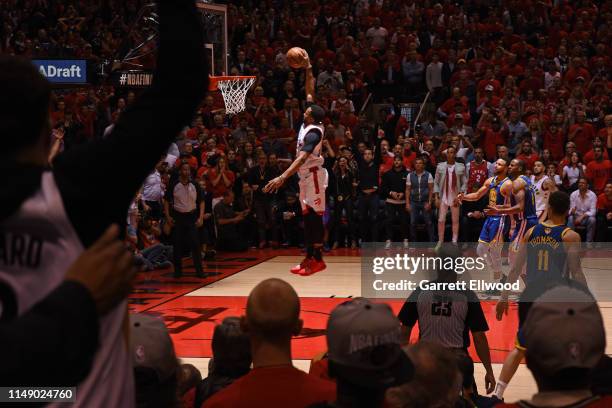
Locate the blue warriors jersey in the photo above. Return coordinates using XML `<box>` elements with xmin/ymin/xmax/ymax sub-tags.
<box><xmin>479</xmin><ymin>177</ymin><xmax>510</xmax><ymax>244</ymax></box>
<box><xmin>510</xmin><ymin>176</ymin><xmax>539</xmax><ymax>249</ymax></box>
<box><xmin>488</xmin><ymin>176</ymin><xmax>510</xmax><ymax>208</ymax></box>
<box><xmin>525</xmin><ymin>223</ymin><xmax>571</xmax><ymax>285</ymax></box>
<box><xmin>512</xmin><ymin>175</ymin><xmax>537</xmax><ymax>221</ymax></box>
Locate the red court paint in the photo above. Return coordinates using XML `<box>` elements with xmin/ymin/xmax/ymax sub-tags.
<box><xmin>144</xmin><ymin>295</ymin><xmax>519</xmax><ymax>363</ymax></box>
<box><xmin>129</xmin><ymin>252</ymin><xmax>274</xmax><ymax>313</ymax></box>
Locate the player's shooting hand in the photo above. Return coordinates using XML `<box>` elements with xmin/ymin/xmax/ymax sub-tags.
<box><xmin>496</xmin><ymin>299</ymin><xmax>509</xmax><ymax>321</ymax></box>
<box><xmin>65</xmin><ymin>224</ymin><xmax>137</xmax><ymax>315</ymax></box>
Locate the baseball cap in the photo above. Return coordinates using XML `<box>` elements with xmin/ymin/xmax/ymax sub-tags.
<box><xmin>326</xmin><ymin>298</ymin><xmax>414</xmax><ymax>389</ymax></box>
<box><xmin>522</xmin><ymin>286</ymin><xmax>605</xmax><ymax>376</ymax></box>
<box><xmin>485</xmin><ymin>84</ymin><xmax>494</xmax><ymax>91</ymax></box>
<box><xmin>130</xmin><ymin>314</ymin><xmax>178</xmax><ymax>383</ymax></box>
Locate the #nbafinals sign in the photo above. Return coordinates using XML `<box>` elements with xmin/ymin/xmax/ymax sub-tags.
<box><xmin>32</xmin><ymin>60</ymin><xmax>87</xmax><ymax>84</ymax></box>
<box><xmin>114</xmin><ymin>71</ymin><xmax>154</xmax><ymax>88</ymax></box>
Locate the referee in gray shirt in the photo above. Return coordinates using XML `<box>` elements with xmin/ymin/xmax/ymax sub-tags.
<box><xmin>398</xmin><ymin>244</ymin><xmax>496</xmax><ymax>395</ymax></box>
<box><xmin>164</xmin><ymin>162</ymin><xmax>206</xmax><ymax>278</ymax></box>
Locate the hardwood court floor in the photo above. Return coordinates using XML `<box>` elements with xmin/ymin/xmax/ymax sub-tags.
<box><xmin>129</xmin><ymin>248</ymin><xmax>612</xmax><ymax>403</ymax></box>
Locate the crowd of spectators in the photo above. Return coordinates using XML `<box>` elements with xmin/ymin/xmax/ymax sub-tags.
<box><xmin>3</xmin><ymin>1</ymin><xmax>612</xmax><ymax>406</ymax></box>
<box><xmin>4</xmin><ymin>0</ymin><xmax>611</xmax><ymax>254</ymax></box>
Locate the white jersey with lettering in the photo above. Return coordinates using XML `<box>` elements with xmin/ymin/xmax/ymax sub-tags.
<box><xmin>0</xmin><ymin>172</ymin><xmax>134</xmax><ymax>408</ymax></box>
<box><xmin>531</xmin><ymin>174</ymin><xmax>550</xmax><ymax>217</ymax></box>
<box><xmin>296</xmin><ymin>123</ymin><xmax>328</xmax><ymax>213</ymax></box>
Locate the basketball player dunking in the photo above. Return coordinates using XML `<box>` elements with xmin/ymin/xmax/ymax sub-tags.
<box><xmin>493</xmin><ymin>191</ymin><xmax>587</xmax><ymax>399</ymax></box>
<box><xmin>264</xmin><ymin>50</ymin><xmax>328</xmax><ymax>276</ymax></box>
<box><xmin>457</xmin><ymin>159</ymin><xmax>513</xmax><ymax>289</ymax></box>
<box><xmin>530</xmin><ymin>160</ymin><xmax>557</xmax><ymax>221</ymax></box>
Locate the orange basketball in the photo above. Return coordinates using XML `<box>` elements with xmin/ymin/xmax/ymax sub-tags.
<box><xmin>287</xmin><ymin>47</ymin><xmax>309</xmax><ymax>68</ymax></box>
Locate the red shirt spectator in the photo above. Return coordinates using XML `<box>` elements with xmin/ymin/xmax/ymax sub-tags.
<box><xmin>543</xmin><ymin>126</ymin><xmax>566</xmax><ymax>162</ymax></box>
<box><xmin>584</xmin><ymin>148</ymin><xmax>609</xmax><ymax>164</ymax></box>
<box><xmin>569</xmin><ymin>114</ymin><xmax>596</xmax><ymax>153</ymax></box>
<box><xmin>515</xmin><ymin>140</ymin><xmax>540</xmax><ymax>171</ymax></box>
<box><xmin>480</xmin><ymin>124</ymin><xmax>506</xmax><ymax>162</ymax></box>
<box><xmin>440</xmin><ymin>93</ymin><xmax>469</xmax><ymax>116</ymax></box>
<box><xmin>205</xmin><ymin>157</ymin><xmax>236</xmax><ymax>198</ymax></box>
<box><xmin>585</xmin><ymin>149</ymin><xmax>611</xmax><ymax>195</ymax></box>
<box><xmin>203</xmin><ymin>365</ymin><xmax>336</xmax><ymax>408</ymax></box>
<box><xmin>597</xmin><ymin>190</ymin><xmax>612</xmax><ymax>214</ymax></box>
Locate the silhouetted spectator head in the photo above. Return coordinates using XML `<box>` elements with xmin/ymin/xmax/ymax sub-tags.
<box><xmin>130</xmin><ymin>314</ymin><xmax>179</xmax><ymax>408</ymax></box>
<box><xmin>0</xmin><ymin>56</ymin><xmax>51</xmax><ymax>158</ymax></box>
<box><xmin>521</xmin><ymin>285</ymin><xmax>605</xmax><ymax>393</ymax></box>
<box><xmin>386</xmin><ymin>342</ymin><xmax>461</xmax><ymax>408</ymax></box>
<box><xmin>211</xmin><ymin>317</ymin><xmax>251</xmax><ymax>378</ymax></box>
<box><xmin>326</xmin><ymin>298</ymin><xmax>413</xmax><ymax>407</ymax></box>
<box><xmin>242</xmin><ymin>278</ymin><xmax>302</xmax><ymax>345</ymax></box>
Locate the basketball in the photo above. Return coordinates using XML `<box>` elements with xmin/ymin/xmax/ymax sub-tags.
<box><xmin>287</xmin><ymin>47</ymin><xmax>309</xmax><ymax>68</ymax></box>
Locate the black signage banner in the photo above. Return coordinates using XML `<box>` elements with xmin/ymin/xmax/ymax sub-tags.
<box><xmin>113</xmin><ymin>70</ymin><xmax>154</xmax><ymax>88</ymax></box>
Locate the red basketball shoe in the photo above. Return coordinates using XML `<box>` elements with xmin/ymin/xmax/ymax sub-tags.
<box><xmin>290</xmin><ymin>257</ymin><xmax>312</xmax><ymax>274</ymax></box>
<box><xmin>298</xmin><ymin>259</ymin><xmax>326</xmax><ymax>276</ymax></box>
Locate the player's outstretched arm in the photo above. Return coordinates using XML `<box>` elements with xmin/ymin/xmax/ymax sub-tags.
<box><xmin>263</xmin><ymin>150</ymin><xmax>311</xmax><ymax>193</ymax></box>
<box><xmin>458</xmin><ymin>177</ymin><xmax>491</xmax><ymax>202</ymax></box>
<box><xmin>53</xmin><ymin>0</ymin><xmax>207</xmax><ymax>246</ymax></box>
<box><xmin>563</xmin><ymin>229</ymin><xmax>588</xmax><ymax>287</ymax></box>
<box><xmin>304</xmin><ymin>54</ymin><xmax>315</xmax><ymax>103</ymax></box>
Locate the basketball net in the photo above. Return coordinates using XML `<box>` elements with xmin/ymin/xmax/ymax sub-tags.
<box><xmin>209</xmin><ymin>76</ymin><xmax>256</xmax><ymax>115</ymax></box>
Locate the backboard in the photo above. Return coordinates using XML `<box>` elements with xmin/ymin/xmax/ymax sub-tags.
<box><xmin>196</xmin><ymin>2</ymin><xmax>228</xmax><ymax>76</ymax></box>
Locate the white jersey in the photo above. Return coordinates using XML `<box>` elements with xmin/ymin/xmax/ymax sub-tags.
<box><xmin>0</xmin><ymin>172</ymin><xmax>134</xmax><ymax>407</ymax></box>
<box><xmin>296</xmin><ymin>123</ymin><xmax>327</xmax><ymax>213</ymax></box>
<box><xmin>531</xmin><ymin>175</ymin><xmax>550</xmax><ymax>216</ymax></box>
<box><xmin>296</xmin><ymin>123</ymin><xmax>325</xmax><ymax>178</ymax></box>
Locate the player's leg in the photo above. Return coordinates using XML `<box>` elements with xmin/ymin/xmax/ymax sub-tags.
<box><xmin>437</xmin><ymin>202</ymin><xmax>449</xmax><ymax>245</ymax></box>
<box><xmin>299</xmin><ymin>170</ymin><xmax>327</xmax><ymax>275</ymax></box>
<box><xmin>291</xmin><ymin>182</ymin><xmax>313</xmax><ymax>273</ymax></box>
<box><xmin>300</xmin><ymin>209</ymin><xmax>326</xmax><ymax>275</ymax></box>
<box><xmin>450</xmin><ymin>204</ymin><xmax>460</xmax><ymax>243</ymax></box>
<box><xmin>494</xmin><ymin>348</ymin><xmax>525</xmax><ymax>399</ymax></box>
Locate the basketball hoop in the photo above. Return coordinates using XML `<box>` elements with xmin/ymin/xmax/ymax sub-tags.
<box><xmin>209</xmin><ymin>76</ymin><xmax>256</xmax><ymax>115</ymax></box>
